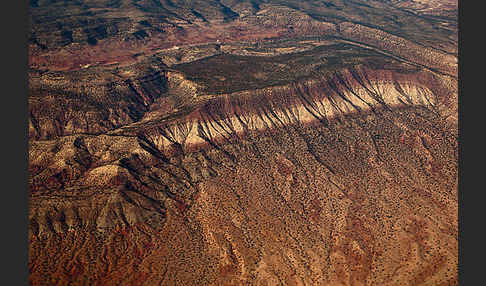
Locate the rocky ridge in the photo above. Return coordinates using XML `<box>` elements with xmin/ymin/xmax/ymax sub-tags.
<box><xmin>28</xmin><ymin>0</ymin><xmax>458</xmax><ymax>285</ymax></box>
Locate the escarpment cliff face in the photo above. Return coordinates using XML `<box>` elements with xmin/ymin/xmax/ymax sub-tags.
<box><xmin>29</xmin><ymin>0</ymin><xmax>458</xmax><ymax>285</ymax></box>
<box><xmin>29</xmin><ymin>66</ymin><xmax>458</xmax><ymax>285</ymax></box>
<box><xmin>29</xmin><ymin>59</ymin><xmax>170</xmax><ymax>140</ymax></box>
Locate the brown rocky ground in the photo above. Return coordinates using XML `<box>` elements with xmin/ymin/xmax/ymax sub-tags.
<box><xmin>28</xmin><ymin>0</ymin><xmax>458</xmax><ymax>285</ymax></box>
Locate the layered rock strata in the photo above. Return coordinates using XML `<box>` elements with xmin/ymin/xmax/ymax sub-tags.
<box><xmin>29</xmin><ymin>64</ymin><xmax>457</xmax><ymax>285</ymax></box>
<box><xmin>28</xmin><ymin>0</ymin><xmax>458</xmax><ymax>284</ymax></box>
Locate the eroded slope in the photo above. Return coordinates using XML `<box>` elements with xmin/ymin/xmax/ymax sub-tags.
<box><xmin>28</xmin><ymin>0</ymin><xmax>458</xmax><ymax>285</ymax></box>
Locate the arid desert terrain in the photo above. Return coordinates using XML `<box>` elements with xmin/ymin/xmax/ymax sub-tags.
<box><xmin>28</xmin><ymin>0</ymin><xmax>458</xmax><ymax>284</ymax></box>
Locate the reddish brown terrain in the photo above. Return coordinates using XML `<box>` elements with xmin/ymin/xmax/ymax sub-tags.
<box><xmin>28</xmin><ymin>0</ymin><xmax>458</xmax><ymax>285</ymax></box>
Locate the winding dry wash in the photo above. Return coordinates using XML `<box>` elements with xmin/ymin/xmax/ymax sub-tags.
<box><xmin>28</xmin><ymin>0</ymin><xmax>458</xmax><ymax>285</ymax></box>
